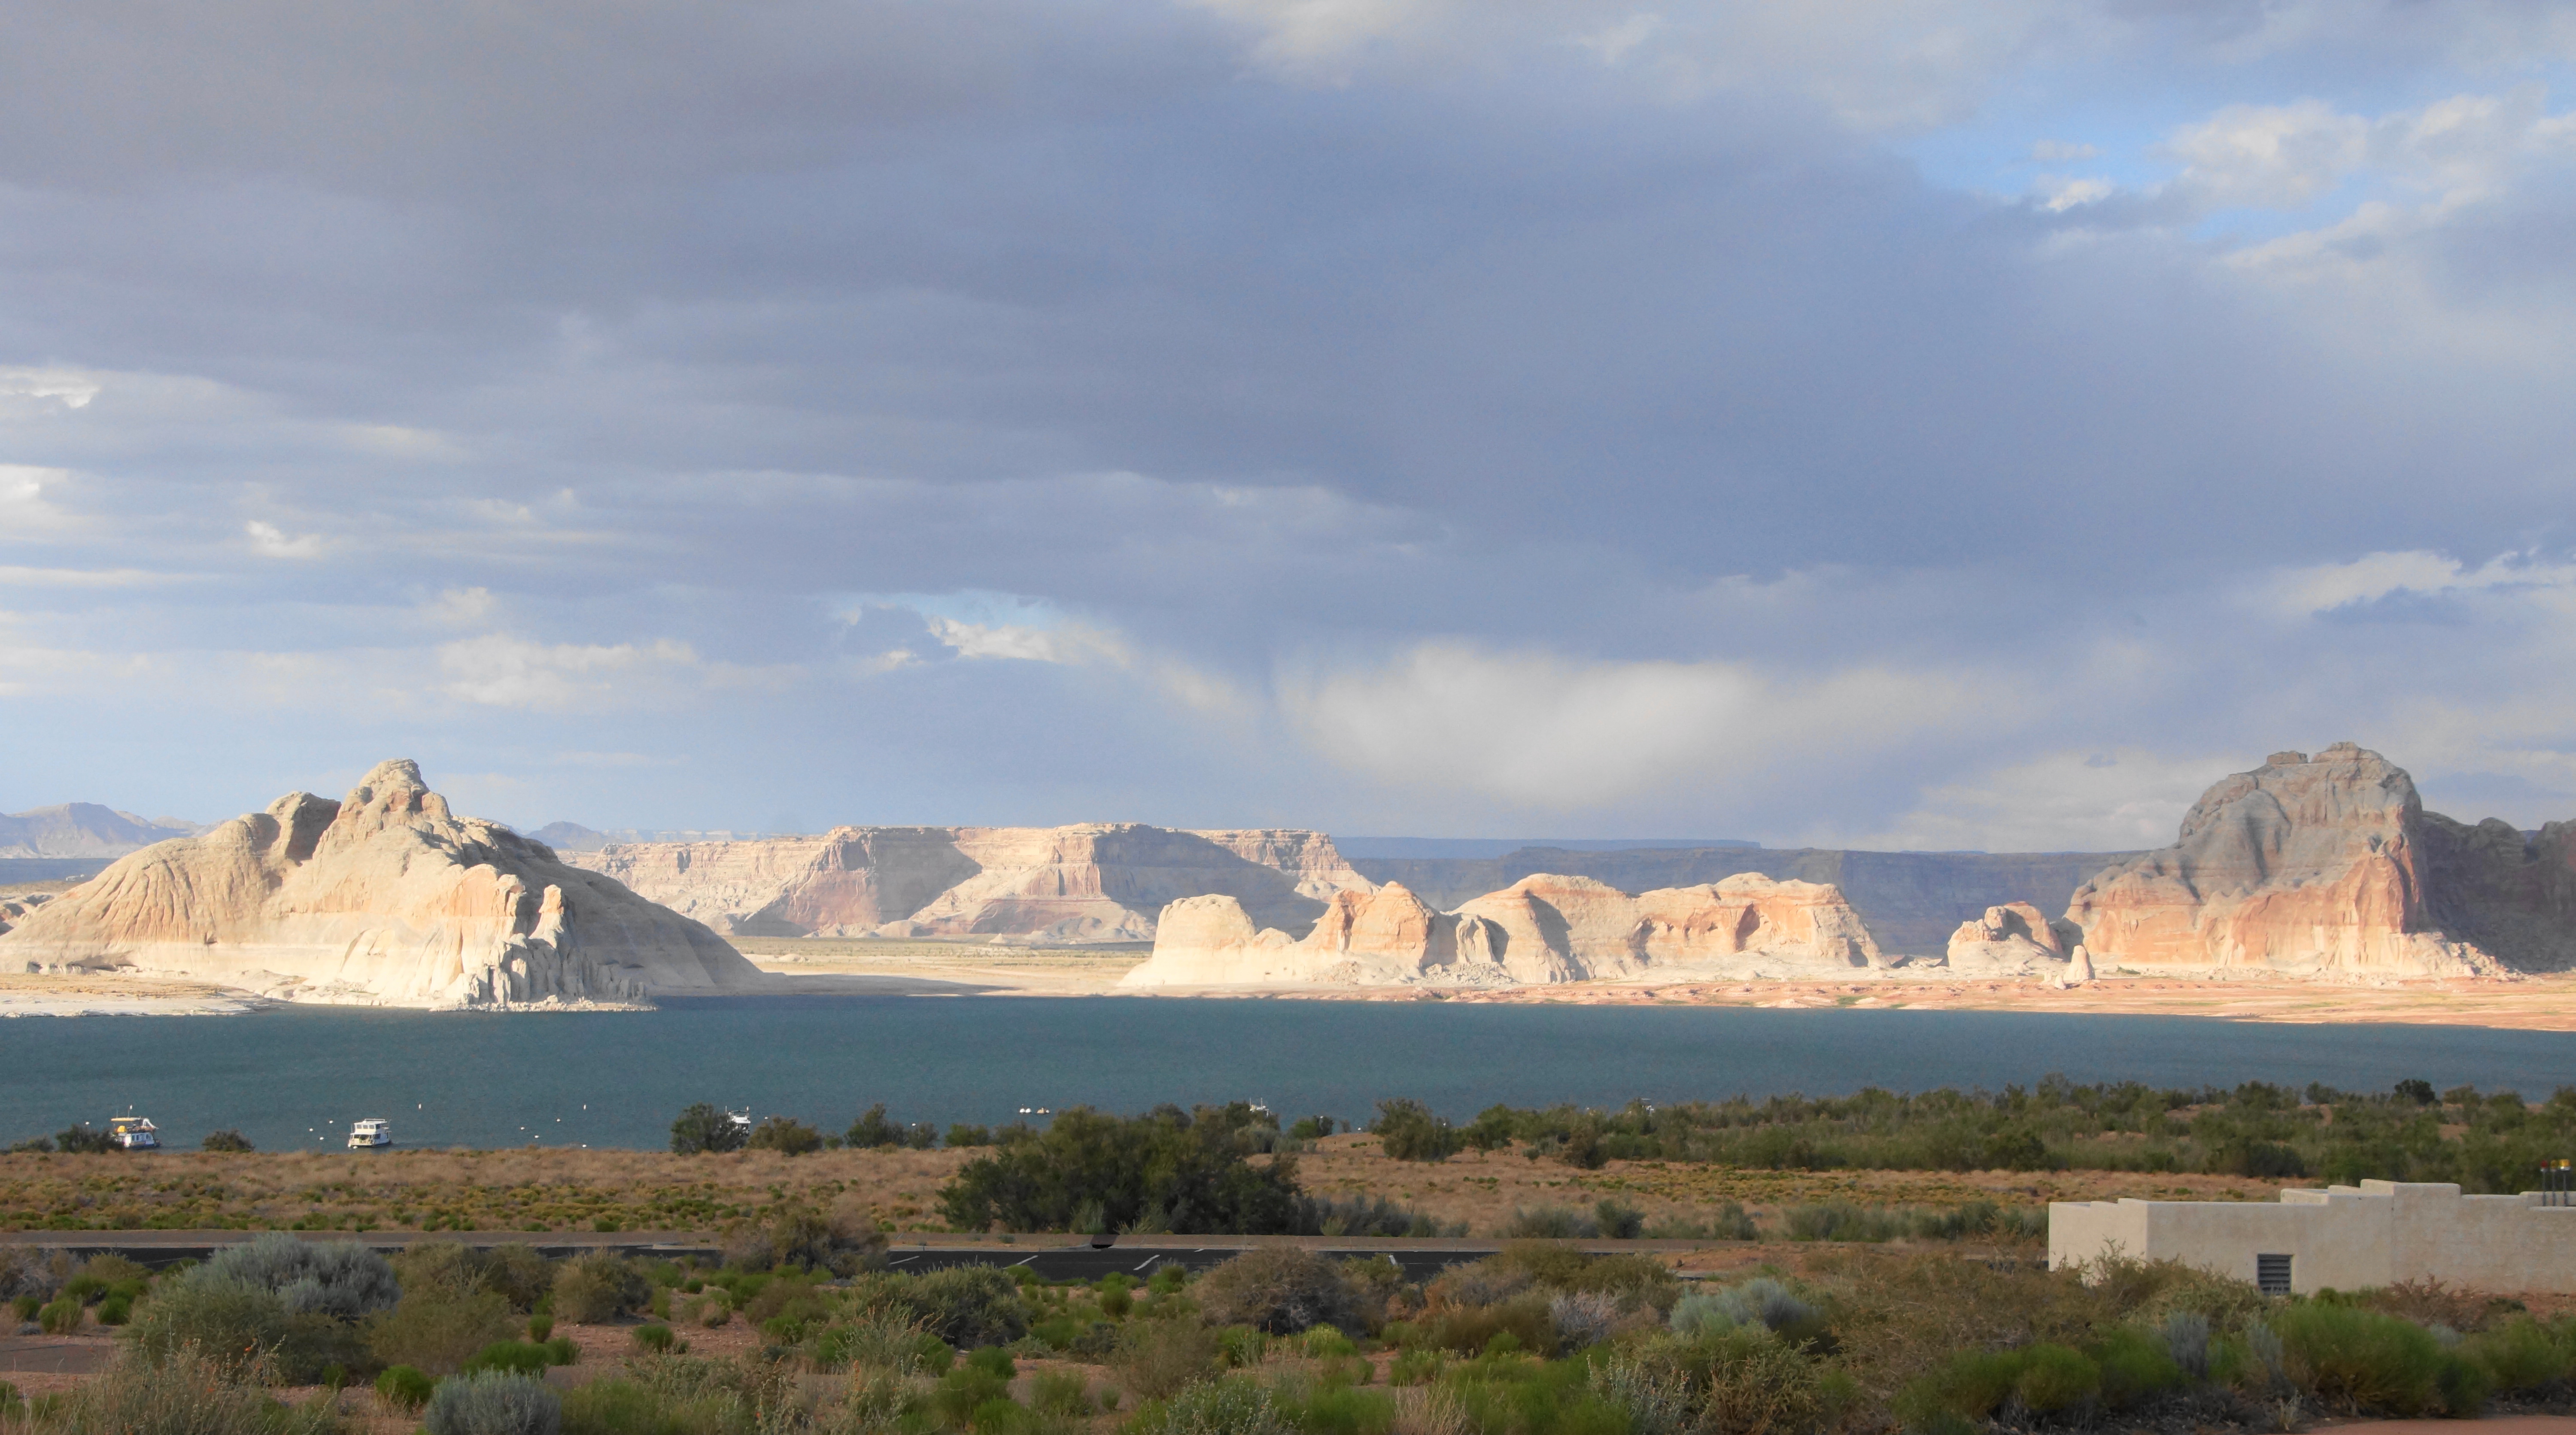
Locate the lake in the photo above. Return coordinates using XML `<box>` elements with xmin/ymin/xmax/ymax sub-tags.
<box><xmin>6</xmin><ymin>998</ymin><xmax>2573</xmax><ymax>1153</ymax></box>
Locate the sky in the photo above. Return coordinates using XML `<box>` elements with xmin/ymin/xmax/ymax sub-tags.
<box><xmin>6</xmin><ymin>1</ymin><xmax>2576</xmax><ymax>851</ymax></box>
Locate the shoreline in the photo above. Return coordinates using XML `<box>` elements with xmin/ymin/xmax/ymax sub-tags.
<box><xmin>11</xmin><ymin>956</ymin><xmax>2576</xmax><ymax>1031</ymax></box>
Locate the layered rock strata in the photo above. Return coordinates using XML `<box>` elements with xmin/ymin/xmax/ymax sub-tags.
<box><xmin>1118</xmin><ymin>872</ymin><xmax>1882</xmax><ymax>988</ymax></box>
<box><xmin>568</xmin><ymin>825</ymin><xmax>1371</xmax><ymax>942</ymax></box>
<box><xmin>1349</xmin><ymin>847</ymin><xmax>2140</xmax><ymax>956</ymax></box>
<box><xmin>2064</xmin><ymin>743</ymin><xmax>2498</xmax><ymax>978</ymax></box>
<box><xmin>0</xmin><ymin>760</ymin><xmax>760</xmax><ymax>1008</ymax></box>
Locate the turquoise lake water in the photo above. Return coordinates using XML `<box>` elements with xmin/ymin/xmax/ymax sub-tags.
<box><xmin>6</xmin><ymin>998</ymin><xmax>2572</xmax><ymax>1152</ymax></box>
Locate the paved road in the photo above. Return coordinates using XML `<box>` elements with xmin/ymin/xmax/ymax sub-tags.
<box><xmin>881</xmin><ymin>1244</ymin><xmax>1498</xmax><ymax>1282</ymax></box>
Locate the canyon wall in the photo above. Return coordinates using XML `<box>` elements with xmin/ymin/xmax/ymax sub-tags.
<box><xmin>1119</xmin><ymin>872</ymin><xmax>1881</xmax><ymax>989</ymax></box>
<box><xmin>565</xmin><ymin>825</ymin><xmax>1372</xmax><ymax>943</ymax></box>
<box><xmin>1350</xmin><ymin>846</ymin><xmax>2140</xmax><ymax>956</ymax></box>
<box><xmin>0</xmin><ymin>760</ymin><xmax>761</xmax><ymax>1008</ymax></box>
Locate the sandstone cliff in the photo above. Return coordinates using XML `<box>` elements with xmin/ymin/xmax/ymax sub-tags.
<box><xmin>1945</xmin><ymin>902</ymin><xmax>2088</xmax><ymax>977</ymax></box>
<box><xmin>1118</xmin><ymin>871</ymin><xmax>1880</xmax><ymax>988</ymax></box>
<box><xmin>568</xmin><ymin>825</ymin><xmax>1371</xmax><ymax>942</ymax></box>
<box><xmin>2064</xmin><ymin>743</ymin><xmax>2498</xmax><ymax>978</ymax></box>
<box><xmin>1348</xmin><ymin>846</ymin><xmax>2139</xmax><ymax>956</ymax></box>
<box><xmin>0</xmin><ymin>760</ymin><xmax>760</xmax><ymax>1008</ymax></box>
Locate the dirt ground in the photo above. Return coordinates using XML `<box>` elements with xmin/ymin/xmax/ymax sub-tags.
<box><xmin>0</xmin><ymin>1135</ymin><xmax>2286</xmax><ymax>1237</ymax></box>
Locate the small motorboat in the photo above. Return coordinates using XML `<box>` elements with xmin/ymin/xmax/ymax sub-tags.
<box><xmin>347</xmin><ymin>1119</ymin><xmax>392</xmax><ymax>1150</ymax></box>
<box><xmin>726</xmin><ymin>1108</ymin><xmax>753</xmax><ymax>1135</ymax></box>
<box><xmin>108</xmin><ymin>1113</ymin><xmax>158</xmax><ymax>1150</ymax></box>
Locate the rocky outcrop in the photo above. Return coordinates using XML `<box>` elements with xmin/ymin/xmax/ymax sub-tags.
<box><xmin>2064</xmin><ymin>744</ymin><xmax>2499</xmax><ymax>978</ymax></box>
<box><xmin>1118</xmin><ymin>872</ymin><xmax>1880</xmax><ymax>988</ymax></box>
<box><xmin>0</xmin><ymin>760</ymin><xmax>761</xmax><ymax>1008</ymax></box>
<box><xmin>568</xmin><ymin>825</ymin><xmax>1372</xmax><ymax>942</ymax></box>
<box><xmin>1349</xmin><ymin>846</ymin><xmax>2140</xmax><ymax>956</ymax></box>
<box><xmin>2420</xmin><ymin>817</ymin><xmax>2576</xmax><ymax>971</ymax></box>
<box><xmin>1945</xmin><ymin>902</ymin><xmax>2087</xmax><ymax>977</ymax></box>
<box><xmin>0</xmin><ymin>804</ymin><xmax>201</xmax><ymax>859</ymax></box>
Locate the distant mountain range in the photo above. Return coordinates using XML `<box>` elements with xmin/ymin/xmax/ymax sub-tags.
<box><xmin>0</xmin><ymin>804</ymin><xmax>202</xmax><ymax>859</ymax></box>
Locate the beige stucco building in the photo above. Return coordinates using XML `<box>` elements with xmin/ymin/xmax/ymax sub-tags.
<box><xmin>2050</xmin><ymin>1180</ymin><xmax>2576</xmax><ymax>1295</ymax></box>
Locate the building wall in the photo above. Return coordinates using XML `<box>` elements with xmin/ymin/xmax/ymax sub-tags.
<box><xmin>2050</xmin><ymin>1180</ymin><xmax>2576</xmax><ymax>1295</ymax></box>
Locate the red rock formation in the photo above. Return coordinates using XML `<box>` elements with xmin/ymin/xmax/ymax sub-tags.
<box><xmin>1946</xmin><ymin>901</ymin><xmax>2086</xmax><ymax>976</ymax></box>
<box><xmin>2065</xmin><ymin>743</ymin><xmax>2495</xmax><ymax>977</ymax></box>
<box><xmin>0</xmin><ymin>760</ymin><xmax>758</xmax><ymax>1008</ymax></box>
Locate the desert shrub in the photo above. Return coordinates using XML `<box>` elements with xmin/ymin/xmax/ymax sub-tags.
<box><xmin>1710</xmin><ymin>1279</ymin><xmax>1820</xmax><ymax>1340</ymax></box>
<box><xmin>33</xmin><ymin>1343</ymin><xmax>340</xmax><ymax>1435</ymax></box>
<box><xmin>1549</xmin><ymin>1292</ymin><xmax>1624</xmax><ymax>1348</ymax></box>
<box><xmin>2010</xmin><ymin>1342</ymin><xmax>2100</xmax><ymax>1414</ymax></box>
<box><xmin>910</xmin><ymin>1265</ymin><xmax>1032</xmax><ymax>1348</ymax></box>
<box><xmin>0</xmin><ymin>1247</ymin><xmax>68</xmax><ymax>1302</ymax></box>
<box><xmin>1500</xmin><ymin>1206</ymin><xmax>1598</xmax><ymax>1240</ymax></box>
<box><xmin>125</xmin><ymin>1277</ymin><xmax>281</xmax><ymax>1371</ymax></box>
<box><xmin>938</xmin><ymin>1104</ymin><xmax>1301</xmax><ymax>1235</ymax></box>
<box><xmin>377</xmin><ymin>1364</ymin><xmax>436</xmax><ymax>1411</ymax></box>
<box><xmin>202</xmin><ymin>1231</ymin><xmax>401</xmax><ymax>1320</ymax></box>
<box><xmin>38</xmin><ymin>1296</ymin><xmax>81</xmax><ymax>1334</ymax></box>
<box><xmin>948</xmin><ymin>1125</ymin><xmax>994</xmax><ymax>1147</ymax></box>
<box><xmin>930</xmin><ymin>1360</ymin><xmax>1013</xmax><ymax>1427</ymax></box>
<box><xmin>554</xmin><ymin>1252</ymin><xmax>650</xmax><ymax>1323</ymax></box>
<box><xmin>746</xmin><ymin>1116</ymin><xmax>824</xmax><ymax>1155</ymax></box>
<box><xmin>2157</xmin><ymin>1311</ymin><xmax>2211</xmax><ymax>1380</ymax></box>
<box><xmin>2090</xmin><ymin>1326</ymin><xmax>2185</xmax><ymax>1407</ymax></box>
<box><xmin>1590</xmin><ymin>1355</ymin><xmax>1690</xmax><ymax>1435</ymax></box>
<box><xmin>54</xmin><ymin>1124</ymin><xmax>118</xmax><ymax>1154</ymax></box>
<box><xmin>95</xmin><ymin>1292</ymin><xmax>133</xmax><ymax>1325</ymax></box>
<box><xmin>1196</xmin><ymin>1248</ymin><xmax>1362</xmax><ymax>1335</ymax></box>
<box><xmin>1115</xmin><ymin>1318</ymin><xmax>1225</xmax><ymax>1399</ymax></box>
<box><xmin>670</xmin><ymin>1103</ymin><xmax>746</xmax><ymax>1155</ymax></box>
<box><xmin>633</xmin><ymin>1321</ymin><xmax>677</xmax><ymax>1352</ymax></box>
<box><xmin>528</xmin><ymin>1314</ymin><xmax>554</xmax><ymax>1341</ymax></box>
<box><xmin>2270</xmin><ymin>1300</ymin><xmax>2450</xmax><ymax>1414</ymax></box>
<box><xmin>1645</xmin><ymin>1204</ymin><xmax>1761</xmax><ymax>1242</ymax></box>
<box><xmin>847</xmin><ymin>1104</ymin><xmax>904</xmax><ymax>1149</ymax></box>
<box><xmin>480</xmin><ymin>1247</ymin><xmax>560</xmax><ymax>1312</ymax></box>
<box><xmin>424</xmin><ymin>1369</ymin><xmax>564</xmax><ymax>1435</ymax></box>
<box><xmin>368</xmin><ymin>1283</ymin><xmax>521</xmax><ymax>1375</ymax></box>
<box><xmin>1031</xmin><ymin>1369</ymin><xmax>1095</xmax><ymax>1416</ymax></box>
<box><xmin>753</xmin><ymin>1208</ymin><xmax>887</xmax><ymax>1276</ymax></box>
<box><xmin>466</xmin><ymin>1339</ymin><xmax>560</xmax><ymax>1376</ymax></box>
<box><xmin>1416</xmin><ymin>1292</ymin><xmax>1558</xmax><ymax>1356</ymax></box>
<box><xmin>2461</xmin><ymin>1316</ymin><xmax>2571</xmax><ymax>1393</ymax></box>
<box><xmin>1295</xmin><ymin>1194</ymin><xmax>1463</xmax><ymax>1238</ymax></box>
<box><xmin>1595</xmin><ymin>1201</ymin><xmax>1646</xmax><ymax>1240</ymax></box>
<box><xmin>1372</xmin><ymin>1101</ymin><xmax>1461</xmax><ymax>1162</ymax></box>
<box><xmin>1687</xmin><ymin>1328</ymin><xmax>1829</xmax><ymax>1435</ymax></box>
<box><xmin>200</xmin><ymin>1129</ymin><xmax>255</xmax><ymax>1152</ymax></box>
<box><xmin>10</xmin><ymin>1295</ymin><xmax>38</xmax><ymax>1320</ymax></box>
<box><xmin>1132</xmin><ymin>1377</ymin><xmax>1295</xmax><ymax>1435</ymax></box>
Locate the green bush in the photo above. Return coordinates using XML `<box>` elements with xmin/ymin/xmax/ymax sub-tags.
<box><xmin>37</xmin><ymin>1297</ymin><xmax>80</xmax><ymax>1334</ymax></box>
<box><xmin>670</xmin><ymin>1103</ymin><xmax>746</xmax><ymax>1155</ymax></box>
<box><xmin>2010</xmin><ymin>1343</ymin><xmax>2100</xmax><ymax>1414</ymax></box>
<box><xmin>465</xmin><ymin>1340</ymin><xmax>558</xmax><ymax>1376</ymax></box>
<box><xmin>423</xmin><ymin>1369</ymin><xmax>563</xmax><ymax>1435</ymax></box>
<box><xmin>910</xmin><ymin>1265</ymin><xmax>1032</xmax><ymax>1348</ymax></box>
<box><xmin>1371</xmin><ymin>1100</ymin><xmax>1461</xmax><ymax>1162</ymax></box>
<box><xmin>554</xmin><ymin>1252</ymin><xmax>650</xmax><ymax>1323</ymax></box>
<box><xmin>948</xmin><ymin>1125</ymin><xmax>995</xmax><ymax>1148</ymax></box>
<box><xmin>938</xmin><ymin>1104</ymin><xmax>1302</xmax><ymax>1235</ymax></box>
<box><xmin>633</xmin><ymin>1321</ymin><xmax>677</xmax><ymax>1352</ymax></box>
<box><xmin>366</xmin><ymin>1284</ymin><xmax>521</xmax><ymax>1375</ymax></box>
<box><xmin>2270</xmin><ymin>1301</ymin><xmax>2450</xmax><ymax>1415</ymax></box>
<box><xmin>200</xmin><ymin>1129</ymin><xmax>255</xmax><ymax>1152</ymax></box>
<box><xmin>746</xmin><ymin>1116</ymin><xmax>825</xmax><ymax>1155</ymax></box>
<box><xmin>203</xmin><ymin>1231</ymin><xmax>401</xmax><ymax>1320</ymax></box>
<box><xmin>931</xmin><ymin>1362</ymin><xmax>1014</xmax><ymax>1428</ymax></box>
<box><xmin>54</xmin><ymin>1124</ymin><xmax>118</xmax><ymax>1154</ymax></box>
<box><xmin>1031</xmin><ymin>1369</ymin><xmax>1095</xmax><ymax>1416</ymax></box>
<box><xmin>1132</xmin><ymin>1378</ymin><xmax>1295</xmax><ymax>1435</ymax></box>
<box><xmin>2463</xmin><ymin>1316</ymin><xmax>2571</xmax><ymax>1393</ymax></box>
<box><xmin>528</xmin><ymin>1314</ymin><xmax>554</xmax><ymax>1342</ymax></box>
<box><xmin>11</xmin><ymin>1294</ymin><xmax>41</xmax><ymax>1321</ymax></box>
<box><xmin>1114</xmin><ymin>1319</ymin><xmax>1225</xmax><ymax>1400</ymax></box>
<box><xmin>378</xmin><ymin>1364</ymin><xmax>436</xmax><ymax>1411</ymax></box>
<box><xmin>1196</xmin><ymin>1247</ymin><xmax>1362</xmax><ymax>1335</ymax></box>
<box><xmin>847</xmin><ymin>1104</ymin><xmax>905</xmax><ymax>1149</ymax></box>
<box><xmin>94</xmin><ymin>1293</ymin><xmax>131</xmax><ymax>1326</ymax></box>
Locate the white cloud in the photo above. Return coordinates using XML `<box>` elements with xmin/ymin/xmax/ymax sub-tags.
<box><xmin>2038</xmin><ymin>176</ymin><xmax>2113</xmax><ymax>211</ymax></box>
<box><xmin>1857</xmin><ymin>746</ymin><xmax>2239</xmax><ymax>853</ymax></box>
<box><xmin>927</xmin><ymin>616</ymin><xmax>1131</xmax><ymax>666</ymax></box>
<box><xmin>0</xmin><ymin>566</ymin><xmax>181</xmax><ymax>588</ymax></box>
<box><xmin>1280</xmin><ymin>642</ymin><xmax>1971</xmax><ymax>809</ymax></box>
<box><xmin>0</xmin><ymin>367</ymin><xmax>100</xmax><ymax>411</ymax></box>
<box><xmin>436</xmin><ymin>634</ymin><xmax>702</xmax><ymax>710</ymax></box>
<box><xmin>244</xmin><ymin>520</ymin><xmax>325</xmax><ymax>558</ymax></box>
<box><xmin>2164</xmin><ymin>98</ymin><xmax>2368</xmax><ymax>210</ymax></box>
<box><xmin>2257</xmin><ymin>549</ymin><xmax>2576</xmax><ymax>617</ymax></box>
<box><xmin>420</xmin><ymin>586</ymin><xmax>498</xmax><ymax>625</ymax></box>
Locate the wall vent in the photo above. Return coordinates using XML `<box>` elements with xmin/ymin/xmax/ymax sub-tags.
<box><xmin>2257</xmin><ymin>1253</ymin><xmax>2293</xmax><ymax>1295</ymax></box>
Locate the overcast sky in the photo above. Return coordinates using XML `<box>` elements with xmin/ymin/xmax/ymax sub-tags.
<box><xmin>6</xmin><ymin>1</ymin><xmax>2576</xmax><ymax>849</ymax></box>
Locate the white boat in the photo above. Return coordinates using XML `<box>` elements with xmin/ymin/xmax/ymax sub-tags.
<box><xmin>347</xmin><ymin>1119</ymin><xmax>392</xmax><ymax>1150</ymax></box>
<box><xmin>726</xmin><ymin>1108</ymin><xmax>753</xmax><ymax>1135</ymax></box>
<box><xmin>108</xmin><ymin>1114</ymin><xmax>158</xmax><ymax>1150</ymax></box>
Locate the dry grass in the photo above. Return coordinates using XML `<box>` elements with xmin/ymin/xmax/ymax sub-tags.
<box><xmin>0</xmin><ymin>1133</ymin><xmax>2284</xmax><ymax>1236</ymax></box>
